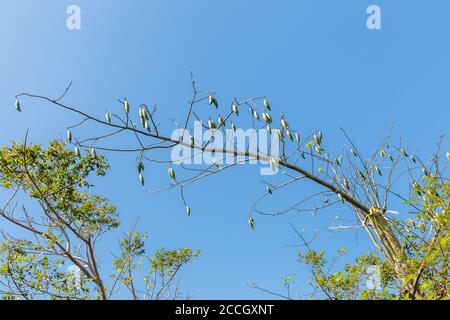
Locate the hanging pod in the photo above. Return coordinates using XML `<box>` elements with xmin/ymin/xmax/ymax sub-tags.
<box><xmin>231</xmin><ymin>103</ymin><xmax>239</xmax><ymax>116</ymax></box>
<box><xmin>231</xmin><ymin>123</ymin><xmax>236</xmax><ymax>132</ymax></box>
<box><xmin>266</xmin><ymin>185</ymin><xmax>272</xmax><ymax>194</ymax></box>
<box><xmin>208</xmin><ymin>95</ymin><xmax>218</xmax><ymax>108</ymax></box>
<box><xmin>295</xmin><ymin>133</ymin><xmax>300</xmax><ymax>143</ymax></box>
<box><xmin>208</xmin><ymin>118</ymin><xmax>217</xmax><ymax>129</ymax></box>
<box><xmin>281</xmin><ymin>117</ymin><xmax>289</xmax><ymax>129</ymax></box>
<box><xmin>67</xmin><ymin>130</ymin><xmax>72</xmax><ymax>143</ymax></box>
<box><xmin>447</xmin><ymin>152</ymin><xmax>450</xmax><ymax>161</ymax></box>
<box><xmin>74</xmin><ymin>146</ymin><xmax>80</xmax><ymax>157</ymax></box>
<box><xmin>253</xmin><ymin>110</ymin><xmax>260</xmax><ymax>121</ymax></box>
<box><xmin>315</xmin><ymin>145</ymin><xmax>323</xmax><ymax>153</ymax></box>
<box><xmin>186</xmin><ymin>206</ymin><xmax>191</xmax><ymax>217</ymax></box>
<box><xmin>248</xmin><ymin>217</ymin><xmax>255</xmax><ymax>230</ymax></box>
<box><xmin>91</xmin><ymin>148</ymin><xmax>97</xmax><ymax>157</ymax></box>
<box><xmin>338</xmin><ymin>193</ymin><xmax>345</xmax><ymax>204</ymax></box>
<box><xmin>287</xmin><ymin>130</ymin><xmax>293</xmax><ymax>142</ymax></box>
<box><xmin>168</xmin><ymin>167</ymin><xmax>176</xmax><ymax>179</ymax></box>
<box><xmin>262</xmin><ymin>112</ymin><xmax>272</xmax><ymax>124</ymax></box>
<box><xmin>137</xmin><ymin>161</ymin><xmax>144</xmax><ymax>173</ymax></box>
<box><xmin>15</xmin><ymin>99</ymin><xmax>21</xmax><ymax>112</ymax></box>
<box><xmin>375</xmin><ymin>165</ymin><xmax>382</xmax><ymax>176</ymax></box>
<box><xmin>410</xmin><ymin>155</ymin><xmax>416</xmax><ymax>163</ymax></box>
<box><xmin>123</xmin><ymin>99</ymin><xmax>130</xmax><ymax>115</ymax></box>
<box><xmin>139</xmin><ymin>173</ymin><xmax>145</xmax><ymax>186</ymax></box>
<box><xmin>263</xmin><ymin>99</ymin><xmax>271</xmax><ymax>111</ymax></box>
<box><xmin>350</xmin><ymin>148</ymin><xmax>357</xmax><ymax>157</ymax></box>
<box><xmin>218</xmin><ymin>116</ymin><xmax>225</xmax><ymax>126</ymax></box>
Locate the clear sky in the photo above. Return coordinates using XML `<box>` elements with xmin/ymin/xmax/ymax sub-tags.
<box><xmin>0</xmin><ymin>1</ymin><xmax>449</xmax><ymax>299</ymax></box>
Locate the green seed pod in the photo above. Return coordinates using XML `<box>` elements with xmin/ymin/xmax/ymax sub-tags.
<box><xmin>190</xmin><ymin>135</ymin><xmax>195</xmax><ymax>147</ymax></box>
<box><xmin>350</xmin><ymin>148</ymin><xmax>357</xmax><ymax>157</ymax></box>
<box><xmin>139</xmin><ymin>173</ymin><xmax>145</xmax><ymax>186</ymax></box>
<box><xmin>447</xmin><ymin>152</ymin><xmax>450</xmax><ymax>161</ymax></box>
<box><xmin>315</xmin><ymin>145</ymin><xmax>323</xmax><ymax>153</ymax></box>
<box><xmin>123</xmin><ymin>99</ymin><xmax>130</xmax><ymax>115</ymax></box>
<box><xmin>357</xmin><ymin>169</ymin><xmax>366</xmax><ymax>181</ymax></box>
<box><xmin>218</xmin><ymin>116</ymin><xmax>225</xmax><ymax>126</ymax></box>
<box><xmin>74</xmin><ymin>146</ymin><xmax>80</xmax><ymax>157</ymax></box>
<box><xmin>266</xmin><ymin>185</ymin><xmax>272</xmax><ymax>194</ymax></box>
<box><xmin>231</xmin><ymin>123</ymin><xmax>236</xmax><ymax>132</ymax></box>
<box><xmin>208</xmin><ymin>118</ymin><xmax>217</xmax><ymax>129</ymax></box>
<box><xmin>263</xmin><ymin>99</ymin><xmax>271</xmax><ymax>111</ymax></box>
<box><xmin>105</xmin><ymin>112</ymin><xmax>111</xmax><ymax>124</ymax></box>
<box><xmin>67</xmin><ymin>130</ymin><xmax>72</xmax><ymax>143</ymax></box>
<box><xmin>314</xmin><ymin>131</ymin><xmax>322</xmax><ymax>145</ymax></box>
<box><xmin>186</xmin><ymin>206</ymin><xmax>191</xmax><ymax>216</ymax></box>
<box><xmin>375</xmin><ymin>165</ymin><xmax>382</xmax><ymax>176</ymax></box>
<box><xmin>231</xmin><ymin>103</ymin><xmax>239</xmax><ymax>116</ymax></box>
<box><xmin>253</xmin><ymin>110</ymin><xmax>260</xmax><ymax>121</ymax></box>
<box><xmin>248</xmin><ymin>217</ymin><xmax>255</xmax><ymax>230</ymax></box>
<box><xmin>410</xmin><ymin>155</ymin><xmax>416</xmax><ymax>163</ymax></box>
<box><xmin>269</xmin><ymin>158</ymin><xmax>279</xmax><ymax>171</ymax></box>
<box><xmin>287</xmin><ymin>130</ymin><xmax>293</xmax><ymax>142</ymax></box>
<box><xmin>401</xmin><ymin>149</ymin><xmax>408</xmax><ymax>157</ymax></box>
<box><xmin>137</xmin><ymin>161</ymin><xmax>144</xmax><ymax>173</ymax></box>
<box><xmin>379</xmin><ymin>150</ymin><xmax>386</xmax><ymax>158</ymax></box>
<box><xmin>281</xmin><ymin>117</ymin><xmax>289</xmax><ymax>129</ymax></box>
<box><xmin>15</xmin><ymin>99</ymin><xmax>21</xmax><ymax>112</ymax></box>
<box><xmin>338</xmin><ymin>193</ymin><xmax>345</xmax><ymax>204</ymax></box>
<box><xmin>168</xmin><ymin>167</ymin><xmax>176</xmax><ymax>179</ymax></box>
<box><xmin>208</xmin><ymin>95</ymin><xmax>218</xmax><ymax>108</ymax></box>
<box><xmin>344</xmin><ymin>179</ymin><xmax>349</xmax><ymax>190</ymax></box>
<box><xmin>91</xmin><ymin>148</ymin><xmax>97</xmax><ymax>157</ymax></box>
<box><xmin>144</xmin><ymin>120</ymin><xmax>150</xmax><ymax>131</ymax></box>
<box><xmin>266</xmin><ymin>125</ymin><xmax>272</xmax><ymax>135</ymax></box>
<box><xmin>295</xmin><ymin>133</ymin><xmax>300</xmax><ymax>143</ymax></box>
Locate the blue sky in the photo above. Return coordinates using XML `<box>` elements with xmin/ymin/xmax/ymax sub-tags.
<box><xmin>0</xmin><ymin>1</ymin><xmax>449</xmax><ymax>299</ymax></box>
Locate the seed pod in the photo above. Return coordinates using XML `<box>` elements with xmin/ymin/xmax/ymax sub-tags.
<box><xmin>208</xmin><ymin>118</ymin><xmax>217</xmax><ymax>129</ymax></box>
<box><xmin>186</xmin><ymin>206</ymin><xmax>191</xmax><ymax>217</ymax></box>
<box><xmin>301</xmin><ymin>151</ymin><xmax>306</xmax><ymax>159</ymax></box>
<box><xmin>91</xmin><ymin>148</ymin><xmax>97</xmax><ymax>157</ymax></box>
<box><xmin>190</xmin><ymin>135</ymin><xmax>195</xmax><ymax>147</ymax></box>
<box><xmin>295</xmin><ymin>133</ymin><xmax>300</xmax><ymax>143</ymax></box>
<box><xmin>276</xmin><ymin>129</ymin><xmax>283</xmax><ymax>139</ymax></box>
<box><xmin>262</xmin><ymin>112</ymin><xmax>272</xmax><ymax>124</ymax></box>
<box><xmin>379</xmin><ymin>150</ymin><xmax>386</xmax><ymax>158</ymax></box>
<box><xmin>389</xmin><ymin>154</ymin><xmax>394</xmax><ymax>162</ymax></box>
<box><xmin>315</xmin><ymin>145</ymin><xmax>323</xmax><ymax>153</ymax></box>
<box><xmin>144</xmin><ymin>120</ymin><xmax>150</xmax><ymax>131</ymax></box>
<box><xmin>248</xmin><ymin>217</ymin><xmax>255</xmax><ymax>230</ymax></box>
<box><xmin>263</xmin><ymin>99</ymin><xmax>271</xmax><ymax>111</ymax></box>
<box><xmin>231</xmin><ymin>123</ymin><xmax>236</xmax><ymax>132</ymax></box>
<box><xmin>324</xmin><ymin>197</ymin><xmax>329</xmax><ymax>204</ymax></box>
<box><xmin>447</xmin><ymin>152</ymin><xmax>450</xmax><ymax>161</ymax></box>
<box><xmin>266</xmin><ymin>185</ymin><xmax>272</xmax><ymax>194</ymax></box>
<box><xmin>218</xmin><ymin>116</ymin><xmax>225</xmax><ymax>126</ymax></box>
<box><xmin>15</xmin><ymin>99</ymin><xmax>21</xmax><ymax>112</ymax></box>
<box><xmin>137</xmin><ymin>161</ymin><xmax>144</xmax><ymax>173</ymax></box>
<box><xmin>208</xmin><ymin>95</ymin><xmax>218</xmax><ymax>108</ymax></box>
<box><xmin>123</xmin><ymin>99</ymin><xmax>130</xmax><ymax>115</ymax></box>
<box><xmin>67</xmin><ymin>130</ymin><xmax>72</xmax><ymax>143</ymax></box>
<box><xmin>231</xmin><ymin>103</ymin><xmax>239</xmax><ymax>116</ymax></box>
<box><xmin>357</xmin><ymin>169</ymin><xmax>366</xmax><ymax>181</ymax></box>
<box><xmin>105</xmin><ymin>112</ymin><xmax>111</xmax><ymax>124</ymax></box>
<box><xmin>287</xmin><ymin>130</ymin><xmax>293</xmax><ymax>142</ymax></box>
<box><xmin>139</xmin><ymin>173</ymin><xmax>145</xmax><ymax>186</ymax></box>
<box><xmin>401</xmin><ymin>149</ymin><xmax>408</xmax><ymax>157</ymax></box>
<box><xmin>168</xmin><ymin>167</ymin><xmax>176</xmax><ymax>179</ymax></box>
<box><xmin>253</xmin><ymin>110</ymin><xmax>260</xmax><ymax>121</ymax></box>
<box><xmin>350</xmin><ymin>148</ymin><xmax>357</xmax><ymax>157</ymax></box>
<box><xmin>335</xmin><ymin>155</ymin><xmax>343</xmax><ymax>166</ymax></box>
<box><xmin>314</xmin><ymin>132</ymin><xmax>322</xmax><ymax>145</ymax></box>
<box><xmin>266</xmin><ymin>125</ymin><xmax>272</xmax><ymax>135</ymax></box>
<box><xmin>410</xmin><ymin>155</ymin><xmax>416</xmax><ymax>163</ymax></box>
<box><xmin>338</xmin><ymin>193</ymin><xmax>345</xmax><ymax>204</ymax></box>
<box><xmin>375</xmin><ymin>165</ymin><xmax>382</xmax><ymax>176</ymax></box>
<box><xmin>281</xmin><ymin>117</ymin><xmax>289</xmax><ymax>129</ymax></box>
<box><xmin>74</xmin><ymin>146</ymin><xmax>80</xmax><ymax>157</ymax></box>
